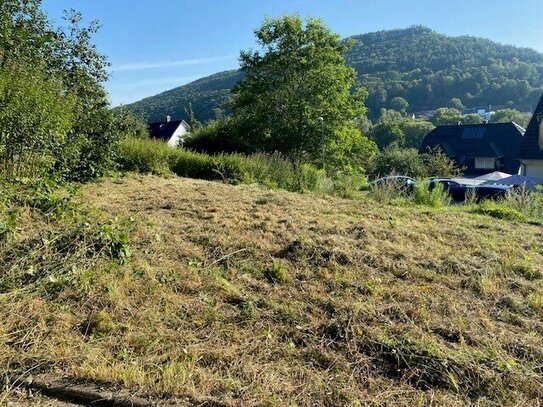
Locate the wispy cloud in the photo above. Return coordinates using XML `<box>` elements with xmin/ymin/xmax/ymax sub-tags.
<box><xmin>112</xmin><ymin>55</ymin><xmax>235</xmax><ymax>72</ymax></box>
<box><xmin>110</xmin><ymin>76</ymin><xmax>200</xmax><ymax>90</ymax></box>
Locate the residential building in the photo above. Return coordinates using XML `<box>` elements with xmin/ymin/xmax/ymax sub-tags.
<box><xmin>148</xmin><ymin>116</ymin><xmax>191</xmax><ymax>147</ymax></box>
<box><xmin>419</xmin><ymin>122</ymin><xmax>525</xmax><ymax>176</ymax></box>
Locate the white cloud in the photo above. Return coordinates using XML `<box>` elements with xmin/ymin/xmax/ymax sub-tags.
<box><xmin>110</xmin><ymin>75</ymin><xmax>199</xmax><ymax>90</ymax></box>
<box><xmin>112</xmin><ymin>55</ymin><xmax>235</xmax><ymax>72</ymax></box>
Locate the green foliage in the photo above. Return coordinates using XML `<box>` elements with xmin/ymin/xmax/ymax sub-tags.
<box><xmin>184</xmin><ymin>119</ymin><xmax>240</xmax><ymax>154</ymax></box>
<box><xmin>448</xmin><ymin>98</ymin><xmax>464</xmax><ymax>110</ymax></box>
<box><xmin>112</xmin><ymin>107</ymin><xmax>149</xmax><ymax>140</ymax></box>
<box><xmin>430</xmin><ymin>108</ymin><xmax>463</xmax><ymax>126</ymax></box>
<box><xmin>117</xmin><ymin>138</ymin><xmax>327</xmax><ymax>194</ymax></box>
<box><xmin>490</xmin><ymin>108</ymin><xmax>531</xmax><ymax>128</ymax></box>
<box><xmin>0</xmin><ymin>2</ymin><xmax>117</xmax><ymax>181</ymax></box>
<box><xmin>368</xmin><ymin>122</ymin><xmax>405</xmax><ymax>150</ymax></box>
<box><xmin>421</xmin><ymin>147</ymin><xmax>462</xmax><ymax>178</ymax></box>
<box><xmin>498</xmin><ymin>185</ymin><xmax>543</xmax><ymax>221</ymax></box>
<box><xmin>390</xmin><ymin>96</ymin><xmax>409</xmax><ymax>112</ymax></box>
<box><xmin>461</xmin><ymin>114</ymin><xmax>485</xmax><ymax>125</ymax></box>
<box><xmin>125</xmin><ymin>26</ymin><xmax>543</xmax><ymax>123</ymax></box>
<box><xmin>371</xmin><ymin>145</ymin><xmax>461</xmax><ymax>179</ymax></box>
<box><xmin>0</xmin><ymin>178</ymin><xmax>133</xmax><ymax>293</ymax></box>
<box><xmin>265</xmin><ymin>261</ymin><xmax>289</xmax><ymax>284</ymax></box>
<box><xmin>228</xmin><ymin>16</ymin><xmax>369</xmax><ymax>168</ymax></box>
<box><xmin>401</xmin><ymin>120</ymin><xmax>435</xmax><ymax>148</ymax></box>
<box><xmin>472</xmin><ymin>201</ymin><xmax>526</xmax><ymax>221</ymax></box>
<box><xmin>0</xmin><ymin>64</ymin><xmax>75</xmax><ymax>179</ymax></box>
<box><xmin>413</xmin><ymin>180</ymin><xmax>451</xmax><ymax>208</ymax></box>
<box><xmin>372</xmin><ymin>146</ymin><xmax>426</xmax><ymax>178</ymax></box>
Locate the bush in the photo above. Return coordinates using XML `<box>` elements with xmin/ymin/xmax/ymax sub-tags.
<box><xmin>413</xmin><ymin>180</ymin><xmax>451</xmax><ymax>208</ymax></box>
<box><xmin>0</xmin><ymin>65</ymin><xmax>74</xmax><ymax>179</ymax></box>
<box><xmin>117</xmin><ymin>138</ymin><xmax>326</xmax><ymax>194</ymax></box>
<box><xmin>472</xmin><ymin>201</ymin><xmax>526</xmax><ymax>221</ymax></box>
<box><xmin>499</xmin><ymin>185</ymin><xmax>543</xmax><ymax>221</ymax></box>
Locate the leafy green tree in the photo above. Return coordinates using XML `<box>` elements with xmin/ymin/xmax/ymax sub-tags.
<box><xmin>461</xmin><ymin>114</ymin><xmax>485</xmax><ymax>124</ymax></box>
<box><xmin>371</xmin><ymin>146</ymin><xmax>425</xmax><ymax>178</ymax></box>
<box><xmin>401</xmin><ymin>120</ymin><xmax>435</xmax><ymax>149</ymax></box>
<box><xmin>229</xmin><ymin>16</ymin><xmax>371</xmax><ymax>169</ymax></box>
<box><xmin>490</xmin><ymin>108</ymin><xmax>531</xmax><ymax>128</ymax></box>
<box><xmin>448</xmin><ymin>98</ymin><xmax>464</xmax><ymax>110</ymax></box>
<box><xmin>113</xmin><ymin>107</ymin><xmax>149</xmax><ymax>140</ymax></box>
<box><xmin>390</xmin><ymin>96</ymin><xmax>409</xmax><ymax>113</ymax></box>
<box><xmin>0</xmin><ymin>2</ymin><xmax>116</xmax><ymax>181</ymax></box>
<box><xmin>371</xmin><ymin>145</ymin><xmax>461</xmax><ymax>178</ymax></box>
<box><xmin>185</xmin><ymin>102</ymin><xmax>201</xmax><ymax>130</ymax></box>
<box><xmin>421</xmin><ymin>147</ymin><xmax>462</xmax><ymax>177</ymax></box>
<box><xmin>378</xmin><ymin>108</ymin><xmax>403</xmax><ymax>123</ymax></box>
<box><xmin>430</xmin><ymin>108</ymin><xmax>463</xmax><ymax>126</ymax></box>
<box><xmin>368</xmin><ymin>122</ymin><xmax>405</xmax><ymax>150</ymax></box>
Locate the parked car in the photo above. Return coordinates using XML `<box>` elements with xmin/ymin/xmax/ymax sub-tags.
<box><xmin>430</xmin><ymin>178</ymin><xmax>511</xmax><ymax>202</ymax></box>
<box><xmin>370</xmin><ymin>176</ymin><xmax>416</xmax><ymax>193</ymax></box>
<box><xmin>473</xmin><ymin>184</ymin><xmax>511</xmax><ymax>201</ymax></box>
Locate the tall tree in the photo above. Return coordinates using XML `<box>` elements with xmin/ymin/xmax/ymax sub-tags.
<box><xmin>229</xmin><ymin>15</ymin><xmax>373</xmax><ymax>168</ymax></box>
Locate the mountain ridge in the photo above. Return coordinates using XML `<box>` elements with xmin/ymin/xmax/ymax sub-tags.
<box><xmin>125</xmin><ymin>25</ymin><xmax>543</xmax><ymax>122</ymax></box>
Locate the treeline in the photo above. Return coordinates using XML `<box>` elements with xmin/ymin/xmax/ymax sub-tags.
<box><xmin>126</xmin><ymin>26</ymin><xmax>543</xmax><ymax>123</ymax></box>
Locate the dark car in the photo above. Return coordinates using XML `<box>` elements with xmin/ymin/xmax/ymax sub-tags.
<box><xmin>429</xmin><ymin>178</ymin><xmax>511</xmax><ymax>202</ymax></box>
<box><xmin>473</xmin><ymin>184</ymin><xmax>511</xmax><ymax>201</ymax></box>
<box><xmin>370</xmin><ymin>176</ymin><xmax>417</xmax><ymax>193</ymax></box>
<box><xmin>429</xmin><ymin>178</ymin><xmax>467</xmax><ymax>201</ymax></box>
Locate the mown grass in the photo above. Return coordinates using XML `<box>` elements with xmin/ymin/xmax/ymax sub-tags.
<box><xmin>2</xmin><ymin>173</ymin><xmax>543</xmax><ymax>406</ymax></box>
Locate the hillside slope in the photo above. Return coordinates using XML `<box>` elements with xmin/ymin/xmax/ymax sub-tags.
<box><xmin>126</xmin><ymin>26</ymin><xmax>543</xmax><ymax>122</ymax></box>
<box><xmin>2</xmin><ymin>174</ymin><xmax>543</xmax><ymax>405</ymax></box>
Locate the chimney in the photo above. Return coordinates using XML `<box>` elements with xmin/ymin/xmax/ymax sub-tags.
<box><xmin>166</xmin><ymin>115</ymin><xmax>171</xmax><ymax>123</ymax></box>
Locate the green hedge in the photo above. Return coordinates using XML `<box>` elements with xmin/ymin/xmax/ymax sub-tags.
<box><xmin>116</xmin><ymin>138</ymin><xmax>327</xmax><ymax>193</ymax></box>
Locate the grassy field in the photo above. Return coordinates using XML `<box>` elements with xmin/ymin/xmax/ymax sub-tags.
<box><xmin>2</xmin><ymin>174</ymin><xmax>543</xmax><ymax>406</ymax></box>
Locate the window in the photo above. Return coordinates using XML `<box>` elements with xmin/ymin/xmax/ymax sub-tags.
<box><xmin>462</xmin><ymin>127</ymin><xmax>486</xmax><ymax>139</ymax></box>
<box><xmin>474</xmin><ymin>157</ymin><xmax>495</xmax><ymax>169</ymax></box>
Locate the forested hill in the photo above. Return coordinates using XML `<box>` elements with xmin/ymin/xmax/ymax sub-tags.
<box><xmin>125</xmin><ymin>26</ymin><xmax>543</xmax><ymax>122</ymax></box>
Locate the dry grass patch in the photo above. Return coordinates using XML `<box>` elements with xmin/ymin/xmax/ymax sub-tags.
<box><xmin>1</xmin><ymin>173</ymin><xmax>543</xmax><ymax>406</ymax></box>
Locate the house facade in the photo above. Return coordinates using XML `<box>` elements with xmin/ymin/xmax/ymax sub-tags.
<box><xmin>148</xmin><ymin>117</ymin><xmax>191</xmax><ymax>147</ymax></box>
<box><xmin>419</xmin><ymin>122</ymin><xmax>526</xmax><ymax>177</ymax></box>
<box><xmin>517</xmin><ymin>94</ymin><xmax>543</xmax><ymax>178</ymax></box>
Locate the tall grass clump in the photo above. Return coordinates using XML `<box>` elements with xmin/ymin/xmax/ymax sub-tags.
<box><xmin>413</xmin><ymin>180</ymin><xmax>451</xmax><ymax>208</ymax></box>
<box><xmin>498</xmin><ymin>185</ymin><xmax>543</xmax><ymax>222</ymax></box>
<box><xmin>368</xmin><ymin>177</ymin><xmax>409</xmax><ymax>204</ymax></box>
<box><xmin>116</xmin><ymin>138</ymin><xmax>174</xmax><ymax>175</ymax></box>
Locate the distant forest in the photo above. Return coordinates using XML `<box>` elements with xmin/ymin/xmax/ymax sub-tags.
<box><xmin>126</xmin><ymin>26</ymin><xmax>543</xmax><ymax>123</ymax></box>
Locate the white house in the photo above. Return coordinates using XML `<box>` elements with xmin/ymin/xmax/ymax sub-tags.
<box><xmin>148</xmin><ymin>116</ymin><xmax>191</xmax><ymax>147</ymax></box>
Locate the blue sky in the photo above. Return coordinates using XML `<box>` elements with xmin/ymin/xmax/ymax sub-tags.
<box><xmin>42</xmin><ymin>0</ymin><xmax>543</xmax><ymax>106</ymax></box>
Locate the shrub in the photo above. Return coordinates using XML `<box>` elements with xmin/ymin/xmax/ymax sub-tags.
<box><xmin>368</xmin><ymin>176</ymin><xmax>410</xmax><ymax>204</ymax></box>
<box><xmin>0</xmin><ymin>65</ymin><xmax>74</xmax><ymax>179</ymax></box>
<box><xmin>116</xmin><ymin>138</ymin><xmax>173</xmax><ymax>174</ymax></box>
<box><xmin>117</xmin><ymin>138</ymin><xmax>326</xmax><ymax>194</ymax></box>
<box><xmin>413</xmin><ymin>180</ymin><xmax>451</xmax><ymax>208</ymax></box>
<box><xmin>499</xmin><ymin>185</ymin><xmax>543</xmax><ymax>221</ymax></box>
<box><xmin>371</xmin><ymin>146</ymin><xmax>426</xmax><ymax>178</ymax></box>
<box><xmin>472</xmin><ymin>201</ymin><xmax>526</xmax><ymax>221</ymax></box>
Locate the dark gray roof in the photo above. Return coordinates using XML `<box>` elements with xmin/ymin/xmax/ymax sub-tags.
<box><xmin>419</xmin><ymin>122</ymin><xmax>525</xmax><ymax>176</ymax></box>
<box><xmin>148</xmin><ymin>120</ymin><xmax>189</xmax><ymax>141</ymax></box>
<box><xmin>517</xmin><ymin>94</ymin><xmax>543</xmax><ymax>160</ymax></box>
